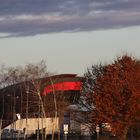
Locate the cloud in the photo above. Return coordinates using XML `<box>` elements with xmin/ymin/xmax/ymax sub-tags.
<box><xmin>0</xmin><ymin>0</ymin><xmax>140</xmax><ymax>37</ymax></box>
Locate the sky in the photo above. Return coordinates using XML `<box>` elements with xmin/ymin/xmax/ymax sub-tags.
<box><xmin>0</xmin><ymin>0</ymin><xmax>140</xmax><ymax>75</ymax></box>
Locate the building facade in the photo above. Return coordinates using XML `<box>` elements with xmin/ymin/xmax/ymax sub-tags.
<box><xmin>0</xmin><ymin>74</ymin><xmax>84</xmax><ymax>138</ymax></box>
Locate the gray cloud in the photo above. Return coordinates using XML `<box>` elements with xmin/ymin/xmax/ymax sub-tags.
<box><xmin>0</xmin><ymin>0</ymin><xmax>140</xmax><ymax>37</ymax></box>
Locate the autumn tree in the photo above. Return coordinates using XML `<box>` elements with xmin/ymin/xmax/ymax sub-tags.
<box><xmin>85</xmin><ymin>55</ymin><xmax>140</xmax><ymax>140</ymax></box>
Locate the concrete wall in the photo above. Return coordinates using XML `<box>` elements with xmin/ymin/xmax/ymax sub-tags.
<box><xmin>3</xmin><ymin>117</ymin><xmax>59</xmax><ymax>135</ymax></box>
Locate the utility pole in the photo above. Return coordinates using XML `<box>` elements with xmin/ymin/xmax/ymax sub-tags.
<box><xmin>25</xmin><ymin>89</ymin><xmax>29</xmax><ymax>140</ymax></box>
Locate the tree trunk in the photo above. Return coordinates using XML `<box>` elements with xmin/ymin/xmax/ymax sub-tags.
<box><xmin>0</xmin><ymin>120</ymin><xmax>2</xmax><ymax>140</ymax></box>
<box><xmin>120</xmin><ymin>126</ymin><xmax>128</xmax><ymax>140</ymax></box>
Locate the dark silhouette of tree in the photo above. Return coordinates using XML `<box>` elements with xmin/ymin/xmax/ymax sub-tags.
<box><xmin>82</xmin><ymin>64</ymin><xmax>105</xmax><ymax>110</ymax></box>
<box><xmin>87</xmin><ymin>55</ymin><xmax>140</xmax><ymax>140</ymax></box>
<box><xmin>78</xmin><ymin>64</ymin><xmax>105</xmax><ymax>134</ymax></box>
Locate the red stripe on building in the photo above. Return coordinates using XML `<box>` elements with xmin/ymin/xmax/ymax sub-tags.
<box><xmin>43</xmin><ymin>81</ymin><xmax>82</xmax><ymax>95</ymax></box>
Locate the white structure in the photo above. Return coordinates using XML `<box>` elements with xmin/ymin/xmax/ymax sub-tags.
<box><xmin>2</xmin><ymin>117</ymin><xmax>59</xmax><ymax>138</ymax></box>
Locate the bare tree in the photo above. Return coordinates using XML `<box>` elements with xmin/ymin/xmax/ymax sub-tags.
<box><xmin>0</xmin><ymin>61</ymin><xmax>71</xmax><ymax>140</ymax></box>
<box><xmin>0</xmin><ymin>60</ymin><xmax>50</xmax><ymax>139</ymax></box>
<box><xmin>77</xmin><ymin>64</ymin><xmax>105</xmax><ymax>135</ymax></box>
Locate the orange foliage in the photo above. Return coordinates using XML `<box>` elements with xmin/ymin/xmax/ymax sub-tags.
<box><xmin>89</xmin><ymin>55</ymin><xmax>140</xmax><ymax>137</ymax></box>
